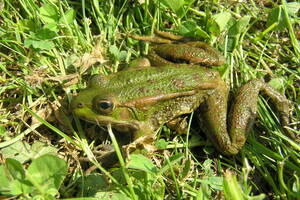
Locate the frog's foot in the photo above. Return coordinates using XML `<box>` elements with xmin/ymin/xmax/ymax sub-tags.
<box><xmin>198</xmin><ymin>79</ymin><xmax>293</xmax><ymax>156</ymax></box>
<box><xmin>123</xmin><ymin>135</ymin><xmax>156</xmax><ymax>156</ymax></box>
<box><xmin>167</xmin><ymin>117</ymin><xmax>189</xmax><ymax>135</ymax></box>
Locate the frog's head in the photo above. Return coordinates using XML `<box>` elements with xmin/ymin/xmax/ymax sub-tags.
<box><xmin>71</xmin><ymin>75</ymin><xmax>146</xmax><ymax>133</ymax></box>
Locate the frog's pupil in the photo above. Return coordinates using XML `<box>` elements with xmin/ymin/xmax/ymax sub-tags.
<box><xmin>99</xmin><ymin>101</ymin><xmax>112</xmax><ymax>109</ymax></box>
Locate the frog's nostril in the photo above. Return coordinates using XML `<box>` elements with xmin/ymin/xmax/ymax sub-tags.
<box><xmin>77</xmin><ymin>102</ymin><xmax>84</xmax><ymax>108</ymax></box>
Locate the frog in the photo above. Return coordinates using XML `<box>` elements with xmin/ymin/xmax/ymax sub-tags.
<box><xmin>71</xmin><ymin>30</ymin><xmax>293</xmax><ymax>156</ymax></box>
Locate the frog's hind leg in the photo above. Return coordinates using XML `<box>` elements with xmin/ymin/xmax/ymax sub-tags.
<box><xmin>128</xmin><ymin>34</ymin><xmax>173</xmax><ymax>44</ymax></box>
<box><xmin>198</xmin><ymin>79</ymin><xmax>292</xmax><ymax>156</ymax></box>
<box><xmin>128</xmin><ymin>29</ymin><xmax>185</xmax><ymax>44</ymax></box>
<box><xmin>153</xmin><ymin>29</ymin><xmax>185</xmax><ymax>41</ymax></box>
<box><xmin>184</xmin><ymin>41</ymin><xmax>225</xmax><ymax>66</ymax></box>
<box><xmin>229</xmin><ymin>79</ymin><xmax>293</xmax><ymax>146</ymax></box>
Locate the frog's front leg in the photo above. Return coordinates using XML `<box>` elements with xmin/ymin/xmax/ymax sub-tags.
<box><xmin>198</xmin><ymin>79</ymin><xmax>291</xmax><ymax>155</ymax></box>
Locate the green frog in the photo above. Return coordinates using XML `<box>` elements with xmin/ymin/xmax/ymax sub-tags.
<box><xmin>71</xmin><ymin>31</ymin><xmax>292</xmax><ymax>155</ymax></box>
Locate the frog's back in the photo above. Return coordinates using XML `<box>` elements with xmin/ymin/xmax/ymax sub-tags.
<box><xmin>107</xmin><ymin>65</ymin><xmax>220</xmax><ymax>102</ymax></box>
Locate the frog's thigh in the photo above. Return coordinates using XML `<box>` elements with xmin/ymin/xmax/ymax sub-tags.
<box><xmin>198</xmin><ymin>82</ymin><xmax>241</xmax><ymax>155</ymax></box>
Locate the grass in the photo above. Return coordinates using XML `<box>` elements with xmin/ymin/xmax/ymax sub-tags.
<box><xmin>0</xmin><ymin>0</ymin><xmax>300</xmax><ymax>199</ymax></box>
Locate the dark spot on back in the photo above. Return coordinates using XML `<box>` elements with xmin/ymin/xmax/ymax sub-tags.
<box><xmin>172</xmin><ymin>79</ymin><xmax>185</xmax><ymax>88</ymax></box>
<box><xmin>147</xmin><ymin>79</ymin><xmax>155</xmax><ymax>84</ymax></box>
<box><xmin>139</xmin><ymin>87</ymin><xmax>148</xmax><ymax>93</ymax></box>
<box><xmin>193</xmin><ymin>74</ymin><xmax>201</xmax><ymax>82</ymax></box>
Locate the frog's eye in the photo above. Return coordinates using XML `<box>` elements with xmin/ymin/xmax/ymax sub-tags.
<box><xmin>93</xmin><ymin>99</ymin><xmax>115</xmax><ymax>114</ymax></box>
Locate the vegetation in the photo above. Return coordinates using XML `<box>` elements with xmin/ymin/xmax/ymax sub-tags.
<box><xmin>0</xmin><ymin>0</ymin><xmax>299</xmax><ymax>199</ymax></box>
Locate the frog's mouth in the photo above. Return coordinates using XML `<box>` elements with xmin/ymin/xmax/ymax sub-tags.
<box><xmin>73</xmin><ymin>107</ymin><xmax>141</xmax><ymax>132</ymax></box>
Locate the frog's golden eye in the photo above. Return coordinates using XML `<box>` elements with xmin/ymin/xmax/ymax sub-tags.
<box><xmin>93</xmin><ymin>99</ymin><xmax>115</xmax><ymax>114</ymax></box>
